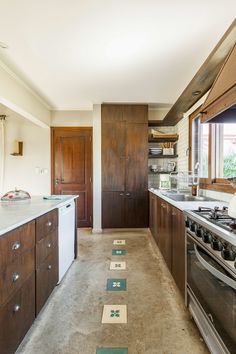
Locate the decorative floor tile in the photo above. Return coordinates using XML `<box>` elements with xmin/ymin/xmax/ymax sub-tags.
<box><xmin>110</xmin><ymin>261</ymin><xmax>126</xmax><ymax>270</ymax></box>
<box><xmin>102</xmin><ymin>305</ymin><xmax>127</xmax><ymax>324</ymax></box>
<box><xmin>113</xmin><ymin>240</ymin><xmax>126</xmax><ymax>245</ymax></box>
<box><xmin>96</xmin><ymin>348</ymin><xmax>128</xmax><ymax>354</ymax></box>
<box><xmin>112</xmin><ymin>249</ymin><xmax>126</xmax><ymax>256</ymax></box>
<box><xmin>106</xmin><ymin>278</ymin><xmax>127</xmax><ymax>291</ymax></box>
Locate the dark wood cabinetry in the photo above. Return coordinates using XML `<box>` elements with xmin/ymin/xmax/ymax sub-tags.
<box><xmin>35</xmin><ymin>210</ymin><xmax>58</xmax><ymax>315</ymax></box>
<box><xmin>0</xmin><ymin>208</ymin><xmax>59</xmax><ymax>354</ymax></box>
<box><xmin>149</xmin><ymin>192</ymin><xmax>185</xmax><ymax>297</ymax></box>
<box><xmin>102</xmin><ymin>104</ymin><xmax>148</xmax><ymax>228</ymax></box>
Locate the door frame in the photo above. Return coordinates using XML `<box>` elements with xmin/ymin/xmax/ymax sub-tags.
<box><xmin>50</xmin><ymin>126</ymin><xmax>93</xmax><ymax>227</ymax></box>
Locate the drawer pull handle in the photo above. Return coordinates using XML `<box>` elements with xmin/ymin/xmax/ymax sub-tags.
<box><xmin>48</xmin><ymin>265</ymin><xmax>52</xmax><ymax>270</ymax></box>
<box><xmin>119</xmin><ymin>193</ymin><xmax>124</xmax><ymax>196</ymax></box>
<box><xmin>126</xmin><ymin>193</ymin><xmax>130</xmax><ymax>196</ymax></box>
<box><xmin>13</xmin><ymin>304</ymin><xmax>21</xmax><ymax>313</ymax></box>
<box><xmin>12</xmin><ymin>272</ymin><xmax>20</xmax><ymax>282</ymax></box>
<box><xmin>47</xmin><ymin>243</ymin><xmax>52</xmax><ymax>248</ymax></box>
<box><xmin>47</xmin><ymin>221</ymin><xmax>52</xmax><ymax>227</ymax></box>
<box><xmin>12</xmin><ymin>242</ymin><xmax>21</xmax><ymax>251</ymax></box>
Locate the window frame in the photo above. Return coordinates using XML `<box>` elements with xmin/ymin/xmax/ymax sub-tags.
<box><xmin>188</xmin><ymin>106</ymin><xmax>235</xmax><ymax>194</ymax></box>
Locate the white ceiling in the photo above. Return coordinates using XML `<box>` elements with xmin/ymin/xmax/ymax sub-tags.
<box><xmin>0</xmin><ymin>1</ymin><xmax>235</xmax><ymax>110</ymax></box>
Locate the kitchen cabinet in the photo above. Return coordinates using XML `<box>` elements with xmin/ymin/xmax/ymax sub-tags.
<box><xmin>102</xmin><ymin>104</ymin><xmax>148</xmax><ymax>228</ymax></box>
<box><xmin>0</xmin><ymin>222</ymin><xmax>36</xmax><ymax>354</ymax></box>
<box><xmin>149</xmin><ymin>192</ymin><xmax>185</xmax><ymax>297</ymax></box>
<box><xmin>35</xmin><ymin>210</ymin><xmax>58</xmax><ymax>315</ymax></box>
<box><xmin>0</xmin><ymin>209</ymin><xmax>59</xmax><ymax>354</ymax></box>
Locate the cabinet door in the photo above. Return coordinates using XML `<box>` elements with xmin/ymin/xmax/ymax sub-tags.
<box><xmin>36</xmin><ymin>245</ymin><xmax>58</xmax><ymax>315</ymax></box>
<box><xmin>159</xmin><ymin>200</ymin><xmax>172</xmax><ymax>271</ymax></box>
<box><xmin>102</xmin><ymin>119</ymin><xmax>126</xmax><ymax>191</ymax></box>
<box><xmin>171</xmin><ymin>206</ymin><xmax>185</xmax><ymax>297</ymax></box>
<box><xmin>102</xmin><ymin>192</ymin><xmax>125</xmax><ymax>228</ymax></box>
<box><xmin>149</xmin><ymin>193</ymin><xmax>158</xmax><ymax>241</ymax></box>
<box><xmin>126</xmin><ymin>122</ymin><xmax>148</xmax><ymax>192</ymax></box>
<box><xmin>123</xmin><ymin>105</ymin><xmax>148</xmax><ymax>123</ymax></box>
<box><xmin>124</xmin><ymin>192</ymin><xmax>148</xmax><ymax>228</ymax></box>
<box><xmin>0</xmin><ymin>274</ymin><xmax>35</xmax><ymax>354</ymax></box>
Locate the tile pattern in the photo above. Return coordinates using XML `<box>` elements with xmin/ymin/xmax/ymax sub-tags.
<box><xmin>106</xmin><ymin>278</ymin><xmax>127</xmax><ymax>291</ymax></box>
<box><xmin>102</xmin><ymin>305</ymin><xmax>127</xmax><ymax>324</ymax></box>
<box><xmin>110</xmin><ymin>261</ymin><xmax>126</xmax><ymax>270</ymax></box>
<box><xmin>96</xmin><ymin>348</ymin><xmax>128</xmax><ymax>354</ymax></box>
<box><xmin>112</xmin><ymin>249</ymin><xmax>126</xmax><ymax>256</ymax></box>
<box><xmin>113</xmin><ymin>240</ymin><xmax>126</xmax><ymax>245</ymax></box>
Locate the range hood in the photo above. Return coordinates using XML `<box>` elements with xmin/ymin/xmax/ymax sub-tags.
<box><xmin>200</xmin><ymin>43</ymin><xmax>236</xmax><ymax>123</ymax></box>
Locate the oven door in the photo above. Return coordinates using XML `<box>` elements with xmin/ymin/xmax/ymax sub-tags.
<box><xmin>187</xmin><ymin>234</ymin><xmax>236</xmax><ymax>354</ymax></box>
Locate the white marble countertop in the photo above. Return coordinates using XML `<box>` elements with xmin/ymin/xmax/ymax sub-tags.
<box><xmin>0</xmin><ymin>195</ymin><xmax>78</xmax><ymax>236</ymax></box>
<box><xmin>149</xmin><ymin>188</ymin><xmax>228</xmax><ymax>211</ymax></box>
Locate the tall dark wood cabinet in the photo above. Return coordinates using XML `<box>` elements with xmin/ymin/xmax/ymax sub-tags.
<box><xmin>102</xmin><ymin>104</ymin><xmax>148</xmax><ymax>228</ymax></box>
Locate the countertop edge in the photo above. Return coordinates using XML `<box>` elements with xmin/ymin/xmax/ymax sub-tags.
<box><xmin>0</xmin><ymin>195</ymin><xmax>78</xmax><ymax>236</ymax></box>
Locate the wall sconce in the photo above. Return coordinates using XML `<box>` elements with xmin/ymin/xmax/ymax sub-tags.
<box><xmin>11</xmin><ymin>141</ymin><xmax>23</xmax><ymax>156</ymax></box>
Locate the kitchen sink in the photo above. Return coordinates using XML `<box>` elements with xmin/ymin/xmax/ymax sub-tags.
<box><xmin>161</xmin><ymin>191</ymin><xmax>215</xmax><ymax>202</ymax></box>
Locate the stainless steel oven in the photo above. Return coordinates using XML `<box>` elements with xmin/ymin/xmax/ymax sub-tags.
<box><xmin>187</xmin><ymin>233</ymin><xmax>236</xmax><ymax>354</ymax></box>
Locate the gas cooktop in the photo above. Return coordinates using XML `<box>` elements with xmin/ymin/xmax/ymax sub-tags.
<box><xmin>193</xmin><ymin>206</ymin><xmax>236</xmax><ymax>234</ymax></box>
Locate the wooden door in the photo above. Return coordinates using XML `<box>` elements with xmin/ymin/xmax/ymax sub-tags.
<box><xmin>125</xmin><ymin>192</ymin><xmax>148</xmax><ymax>227</ymax></box>
<box><xmin>102</xmin><ymin>192</ymin><xmax>124</xmax><ymax>228</ymax></box>
<box><xmin>102</xmin><ymin>105</ymin><xmax>126</xmax><ymax>191</ymax></box>
<box><xmin>171</xmin><ymin>206</ymin><xmax>185</xmax><ymax>297</ymax></box>
<box><xmin>51</xmin><ymin>127</ymin><xmax>92</xmax><ymax>227</ymax></box>
<box><xmin>149</xmin><ymin>192</ymin><xmax>158</xmax><ymax>242</ymax></box>
<box><xmin>159</xmin><ymin>200</ymin><xmax>172</xmax><ymax>271</ymax></box>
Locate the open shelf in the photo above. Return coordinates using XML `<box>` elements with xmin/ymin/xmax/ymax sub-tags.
<box><xmin>148</xmin><ymin>171</ymin><xmax>177</xmax><ymax>175</ymax></box>
<box><xmin>148</xmin><ymin>137</ymin><xmax>178</xmax><ymax>143</ymax></box>
<box><xmin>148</xmin><ymin>154</ymin><xmax>178</xmax><ymax>159</ymax></box>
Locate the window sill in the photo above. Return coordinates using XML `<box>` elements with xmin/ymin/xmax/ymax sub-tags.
<box><xmin>200</xmin><ymin>180</ymin><xmax>235</xmax><ymax>194</ymax></box>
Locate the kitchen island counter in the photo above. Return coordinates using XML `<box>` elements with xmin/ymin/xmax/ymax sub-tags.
<box><xmin>0</xmin><ymin>195</ymin><xmax>78</xmax><ymax>236</ymax></box>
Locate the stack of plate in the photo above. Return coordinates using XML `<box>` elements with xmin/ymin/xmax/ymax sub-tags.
<box><xmin>149</xmin><ymin>147</ymin><xmax>162</xmax><ymax>155</ymax></box>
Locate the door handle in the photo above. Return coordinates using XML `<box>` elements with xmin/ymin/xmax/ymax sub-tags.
<box><xmin>55</xmin><ymin>178</ymin><xmax>60</xmax><ymax>185</ymax></box>
<box><xmin>126</xmin><ymin>193</ymin><xmax>131</xmax><ymax>196</ymax></box>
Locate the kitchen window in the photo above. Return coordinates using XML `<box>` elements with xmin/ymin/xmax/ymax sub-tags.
<box><xmin>189</xmin><ymin>107</ymin><xmax>236</xmax><ymax>193</ymax></box>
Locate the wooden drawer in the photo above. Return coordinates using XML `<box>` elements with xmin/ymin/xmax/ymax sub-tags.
<box><xmin>0</xmin><ymin>274</ymin><xmax>35</xmax><ymax>354</ymax></box>
<box><xmin>36</xmin><ymin>209</ymin><xmax>58</xmax><ymax>242</ymax></box>
<box><xmin>0</xmin><ymin>221</ymin><xmax>35</xmax><ymax>270</ymax></box>
<box><xmin>36</xmin><ymin>245</ymin><xmax>58</xmax><ymax>315</ymax></box>
<box><xmin>0</xmin><ymin>248</ymin><xmax>35</xmax><ymax>307</ymax></box>
<box><xmin>36</xmin><ymin>229</ymin><xmax>58</xmax><ymax>268</ymax></box>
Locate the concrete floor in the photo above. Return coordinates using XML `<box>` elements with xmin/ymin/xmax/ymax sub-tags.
<box><xmin>17</xmin><ymin>229</ymin><xmax>209</xmax><ymax>354</ymax></box>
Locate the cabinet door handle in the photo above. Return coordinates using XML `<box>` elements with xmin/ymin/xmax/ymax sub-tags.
<box><xmin>47</xmin><ymin>243</ymin><xmax>52</xmax><ymax>248</ymax></box>
<box><xmin>46</xmin><ymin>221</ymin><xmax>52</xmax><ymax>227</ymax></box>
<box><xmin>172</xmin><ymin>212</ymin><xmax>176</xmax><ymax>216</ymax></box>
<box><xmin>12</xmin><ymin>241</ymin><xmax>21</xmax><ymax>251</ymax></box>
<box><xmin>126</xmin><ymin>193</ymin><xmax>131</xmax><ymax>196</ymax></box>
<box><xmin>12</xmin><ymin>272</ymin><xmax>20</xmax><ymax>282</ymax></box>
<box><xmin>119</xmin><ymin>193</ymin><xmax>124</xmax><ymax>196</ymax></box>
<box><xmin>55</xmin><ymin>178</ymin><xmax>60</xmax><ymax>185</ymax></box>
<box><xmin>13</xmin><ymin>304</ymin><xmax>21</xmax><ymax>313</ymax></box>
<box><xmin>48</xmin><ymin>265</ymin><xmax>52</xmax><ymax>270</ymax></box>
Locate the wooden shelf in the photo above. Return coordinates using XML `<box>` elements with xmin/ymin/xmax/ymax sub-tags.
<box><xmin>148</xmin><ymin>171</ymin><xmax>177</xmax><ymax>175</ymax></box>
<box><xmin>148</xmin><ymin>154</ymin><xmax>178</xmax><ymax>159</ymax></box>
<box><xmin>148</xmin><ymin>137</ymin><xmax>178</xmax><ymax>143</ymax></box>
<box><xmin>148</xmin><ymin>120</ymin><xmax>163</xmax><ymax>127</ymax></box>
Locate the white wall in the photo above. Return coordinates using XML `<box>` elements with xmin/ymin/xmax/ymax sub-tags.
<box><xmin>0</xmin><ymin>61</ymin><xmax>50</xmax><ymax>127</ymax></box>
<box><xmin>51</xmin><ymin>110</ymin><xmax>93</xmax><ymax>126</ymax></box>
<box><xmin>2</xmin><ymin>113</ymin><xmax>50</xmax><ymax>195</ymax></box>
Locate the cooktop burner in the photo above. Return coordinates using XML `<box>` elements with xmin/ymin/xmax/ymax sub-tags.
<box><xmin>194</xmin><ymin>206</ymin><xmax>236</xmax><ymax>233</ymax></box>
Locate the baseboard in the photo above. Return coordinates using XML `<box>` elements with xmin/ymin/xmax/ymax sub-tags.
<box><xmin>92</xmin><ymin>228</ymin><xmax>103</xmax><ymax>234</ymax></box>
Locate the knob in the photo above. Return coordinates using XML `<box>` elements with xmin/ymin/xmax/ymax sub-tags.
<box><xmin>47</xmin><ymin>243</ymin><xmax>51</xmax><ymax>248</ymax></box>
<box><xmin>126</xmin><ymin>193</ymin><xmax>130</xmax><ymax>196</ymax></box>
<box><xmin>202</xmin><ymin>232</ymin><xmax>212</xmax><ymax>244</ymax></box>
<box><xmin>211</xmin><ymin>239</ymin><xmax>223</xmax><ymax>251</ymax></box>
<box><xmin>196</xmin><ymin>227</ymin><xmax>203</xmax><ymax>238</ymax></box>
<box><xmin>185</xmin><ymin>219</ymin><xmax>190</xmax><ymax>228</ymax></box>
<box><xmin>13</xmin><ymin>304</ymin><xmax>21</xmax><ymax>313</ymax></box>
<box><xmin>12</xmin><ymin>241</ymin><xmax>21</xmax><ymax>251</ymax></box>
<box><xmin>221</xmin><ymin>249</ymin><xmax>236</xmax><ymax>261</ymax></box>
<box><xmin>48</xmin><ymin>265</ymin><xmax>52</xmax><ymax>270</ymax></box>
<box><xmin>47</xmin><ymin>221</ymin><xmax>52</xmax><ymax>227</ymax></box>
<box><xmin>12</xmin><ymin>272</ymin><xmax>20</xmax><ymax>282</ymax></box>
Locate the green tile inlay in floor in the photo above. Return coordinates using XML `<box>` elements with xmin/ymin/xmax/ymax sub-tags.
<box><xmin>112</xmin><ymin>249</ymin><xmax>126</xmax><ymax>256</ymax></box>
<box><xmin>106</xmin><ymin>278</ymin><xmax>127</xmax><ymax>291</ymax></box>
<box><xmin>96</xmin><ymin>348</ymin><xmax>128</xmax><ymax>354</ymax></box>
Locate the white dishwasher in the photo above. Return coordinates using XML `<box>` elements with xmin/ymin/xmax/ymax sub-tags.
<box><xmin>58</xmin><ymin>201</ymin><xmax>75</xmax><ymax>283</ymax></box>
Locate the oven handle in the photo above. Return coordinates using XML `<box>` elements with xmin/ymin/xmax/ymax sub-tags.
<box><xmin>194</xmin><ymin>244</ymin><xmax>236</xmax><ymax>290</ymax></box>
